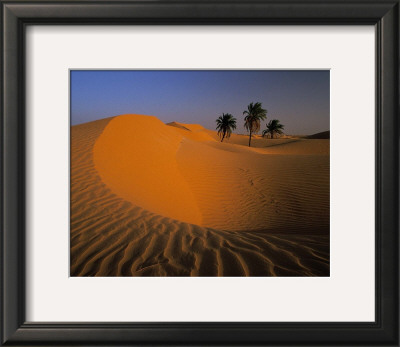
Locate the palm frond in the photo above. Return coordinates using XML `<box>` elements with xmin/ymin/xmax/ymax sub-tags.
<box><xmin>215</xmin><ymin>113</ymin><xmax>237</xmax><ymax>141</ymax></box>
<box><xmin>262</xmin><ymin>119</ymin><xmax>285</xmax><ymax>138</ymax></box>
<box><xmin>243</xmin><ymin>102</ymin><xmax>267</xmax><ymax>134</ymax></box>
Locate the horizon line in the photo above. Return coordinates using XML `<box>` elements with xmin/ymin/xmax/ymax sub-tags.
<box><xmin>70</xmin><ymin>113</ymin><xmax>330</xmax><ymax>136</ymax></box>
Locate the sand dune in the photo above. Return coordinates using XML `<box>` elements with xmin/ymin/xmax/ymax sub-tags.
<box><xmin>71</xmin><ymin>114</ymin><xmax>329</xmax><ymax>276</ymax></box>
<box><xmin>307</xmin><ymin>130</ymin><xmax>330</xmax><ymax>139</ymax></box>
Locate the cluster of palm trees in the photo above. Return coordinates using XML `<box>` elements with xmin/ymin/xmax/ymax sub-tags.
<box><xmin>215</xmin><ymin>102</ymin><xmax>284</xmax><ymax>146</ymax></box>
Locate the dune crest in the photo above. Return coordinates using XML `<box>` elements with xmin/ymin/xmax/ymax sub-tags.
<box><xmin>93</xmin><ymin>114</ymin><xmax>329</xmax><ymax>233</ymax></box>
<box><xmin>93</xmin><ymin>114</ymin><xmax>203</xmax><ymax>225</ymax></box>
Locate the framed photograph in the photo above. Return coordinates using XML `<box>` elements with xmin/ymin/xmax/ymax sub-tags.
<box><xmin>70</xmin><ymin>69</ymin><xmax>330</xmax><ymax>278</ymax></box>
<box><xmin>1</xmin><ymin>0</ymin><xmax>398</xmax><ymax>346</ymax></box>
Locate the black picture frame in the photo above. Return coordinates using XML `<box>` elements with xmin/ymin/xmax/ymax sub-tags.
<box><xmin>1</xmin><ymin>0</ymin><xmax>399</xmax><ymax>346</ymax></box>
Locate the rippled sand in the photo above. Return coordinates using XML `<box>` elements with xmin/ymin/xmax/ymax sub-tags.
<box><xmin>70</xmin><ymin>115</ymin><xmax>329</xmax><ymax>276</ymax></box>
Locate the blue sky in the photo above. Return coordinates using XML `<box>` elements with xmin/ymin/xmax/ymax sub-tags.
<box><xmin>70</xmin><ymin>70</ymin><xmax>329</xmax><ymax>135</ymax></box>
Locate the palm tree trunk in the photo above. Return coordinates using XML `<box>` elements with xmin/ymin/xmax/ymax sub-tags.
<box><xmin>271</xmin><ymin>132</ymin><xmax>273</xmax><ymax>139</ymax></box>
<box><xmin>221</xmin><ymin>130</ymin><xmax>226</xmax><ymax>142</ymax></box>
<box><xmin>248</xmin><ymin>129</ymin><xmax>252</xmax><ymax>147</ymax></box>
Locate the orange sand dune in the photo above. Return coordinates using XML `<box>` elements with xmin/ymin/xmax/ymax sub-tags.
<box><xmin>71</xmin><ymin>114</ymin><xmax>329</xmax><ymax>276</ymax></box>
<box><xmin>172</xmin><ymin>121</ymin><xmax>328</xmax><ymax>154</ymax></box>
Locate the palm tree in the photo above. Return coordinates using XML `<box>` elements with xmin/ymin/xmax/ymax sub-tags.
<box><xmin>215</xmin><ymin>113</ymin><xmax>237</xmax><ymax>142</ymax></box>
<box><xmin>243</xmin><ymin>102</ymin><xmax>267</xmax><ymax>147</ymax></box>
<box><xmin>262</xmin><ymin>119</ymin><xmax>285</xmax><ymax>139</ymax></box>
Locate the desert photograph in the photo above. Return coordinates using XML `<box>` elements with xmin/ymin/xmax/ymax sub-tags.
<box><xmin>70</xmin><ymin>70</ymin><xmax>330</xmax><ymax>277</ymax></box>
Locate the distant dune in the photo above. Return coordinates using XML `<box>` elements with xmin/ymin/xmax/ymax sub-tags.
<box><xmin>306</xmin><ymin>131</ymin><xmax>330</xmax><ymax>139</ymax></box>
<box><xmin>71</xmin><ymin>114</ymin><xmax>330</xmax><ymax>276</ymax></box>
